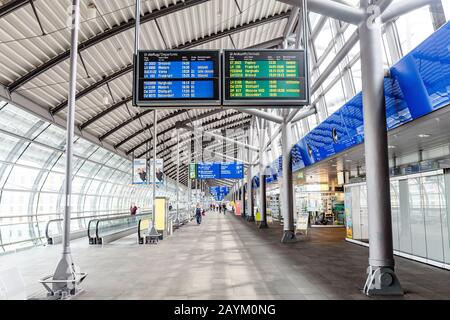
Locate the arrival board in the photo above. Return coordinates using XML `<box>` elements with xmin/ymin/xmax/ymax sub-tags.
<box><xmin>223</xmin><ymin>50</ymin><xmax>309</xmax><ymax>106</ymax></box>
<box><xmin>135</xmin><ymin>50</ymin><xmax>221</xmax><ymax>106</ymax></box>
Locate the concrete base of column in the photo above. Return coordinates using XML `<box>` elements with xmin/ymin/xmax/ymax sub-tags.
<box><xmin>247</xmin><ymin>215</ymin><xmax>255</xmax><ymax>222</ymax></box>
<box><xmin>363</xmin><ymin>266</ymin><xmax>403</xmax><ymax>296</ymax></box>
<box><xmin>257</xmin><ymin>221</ymin><xmax>269</xmax><ymax>229</ymax></box>
<box><xmin>281</xmin><ymin>230</ymin><xmax>297</xmax><ymax>243</ymax></box>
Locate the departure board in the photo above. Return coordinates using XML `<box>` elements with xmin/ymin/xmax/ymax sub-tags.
<box><xmin>134</xmin><ymin>50</ymin><xmax>221</xmax><ymax>106</ymax></box>
<box><xmin>223</xmin><ymin>50</ymin><xmax>309</xmax><ymax>106</ymax></box>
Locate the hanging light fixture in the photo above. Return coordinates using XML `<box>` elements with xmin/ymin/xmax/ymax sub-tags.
<box><xmin>86</xmin><ymin>2</ymin><xmax>97</xmax><ymax>20</ymax></box>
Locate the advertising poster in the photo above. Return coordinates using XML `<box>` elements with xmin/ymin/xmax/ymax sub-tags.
<box><xmin>149</xmin><ymin>159</ymin><xmax>164</xmax><ymax>184</ymax></box>
<box><xmin>235</xmin><ymin>201</ymin><xmax>241</xmax><ymax>216</ymax></box>
<box><xmin>345</xmin><ymin>191</ymin><xmax>353</xmax><ymax>239</ymax></box>
<box><xmin>296</xmin><ymin>211</ymin><xmax>309</xmax><ymax>234</ymax></box>
<box><xmin>133</xmin><ymin>159</ymin><xmax>148</xmax><ymax>184</ymax></box>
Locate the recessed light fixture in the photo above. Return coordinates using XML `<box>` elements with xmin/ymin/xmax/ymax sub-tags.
<box><xmin>418</xmin><ymin>134</ymin><xmax>431</xmax><ymax>138</ymax></box>
<box><xmin>388</xmin><ymin>145</ymin><xmax>396</xmax><ymax>149</ymax></box>
<box><xmin>331</xmin><ymin>164</ymin><xmax>337</xmax><ymax>167</ymax></box>
<box><xmin>345</xmin><ymin>159</ymin><xmax>352</xmax><ymax>162</ymax></box>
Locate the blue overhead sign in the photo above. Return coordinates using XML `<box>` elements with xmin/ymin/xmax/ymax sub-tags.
<box><xmin>210</xmin><ymin>186</ymin><xmax>230</xmax><ymax>201</ymax></box>
<box><xmin>197</xmin><ymin>162</ymin><xmax>244</xmax><ymax>180</ymax></box>
<box><xmin>220</xmin><ymin>162</ymin><xmax>244</xmax><ymax>179</ymax></box>
<box><xmin>197</xmin><ymin>162</ymin><xmax>221</xmax><ymax>179</ymax></box>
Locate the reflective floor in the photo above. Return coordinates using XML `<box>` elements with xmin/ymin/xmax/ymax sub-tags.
<box><xmin>1</xmin><ymin>211</ymin><xmax>450</xmax><ymax>300</ymax></box>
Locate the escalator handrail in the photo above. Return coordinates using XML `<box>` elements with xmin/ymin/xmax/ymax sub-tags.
<box><xmin>45</xmin><ymin>211</ymin><xmax>142</xmax><ymax>240</ymax></box>
<box><xmin>94</xmin><ymin>212</ymin><xmax>152</xmax><ymax>240</ymax></box>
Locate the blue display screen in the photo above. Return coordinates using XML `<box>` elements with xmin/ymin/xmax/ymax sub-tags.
<box><xmin>143</xmin><ymin>80</ymin><xmax>214</xmax><ymax>99</ymax></box>
<box><xmin>137</xmin><ymin>51</ymin><xmax>220</xmax><ymax>105</ymax></box>
<box><xmin>143</xmin><ymin>61</ymin><xmax>214</xmax><ymax>79</ymax></box>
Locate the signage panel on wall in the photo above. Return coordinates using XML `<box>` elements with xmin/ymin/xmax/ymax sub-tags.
<box><xmin>223</xmin><ymin>50</ymin><xmax>309</xmax><ymax>106</ymax></box>
<box><xmin>132</xmin><ymin>159</ymin><xmax>147</xmax><ymax>184</ymax></box>
<box><xmin>134</xmin><ymin>50</ymin><xmax>221</xmax><ymax>107</ymax></box>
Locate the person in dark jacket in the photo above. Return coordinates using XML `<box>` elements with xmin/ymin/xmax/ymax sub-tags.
<box><xmin>195</xmin><ymin>203</ymin><xmax>202</xmax><ymax>225</ymax></box>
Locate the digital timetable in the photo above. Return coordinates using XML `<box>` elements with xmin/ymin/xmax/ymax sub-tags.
<box><xmin>223</xmin><ymin>50</ymin><xmax>309</xmax><ymax>106</ymax></box>
<box><xmin>133</xmin><ymin>49</ymin><xmax>310</xmax><ymax>107</ymax></box>
<box><xmin>135</xmin><ymin>50</ymin><xmax>221</xmax><ymax>106</ymax></box>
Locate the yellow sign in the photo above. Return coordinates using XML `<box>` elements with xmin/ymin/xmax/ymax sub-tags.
<box><xmin>155</xmin><ymin>198</ymin><xmax>166</xmax><ymax>231</ymax></box>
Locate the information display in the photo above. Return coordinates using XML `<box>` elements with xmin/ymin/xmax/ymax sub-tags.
<box><xmin>210</xmin><ymin>186</ymin><xmax>230</xmax><ymax>201</ymax></box>
<box><xmin>220</xmin><ymin>162</ymin><xmax>244</xmax><ymax>179</ymax></box>
<box><xmin>223</xmin><ymin>50</ymin><xmax>309</xmax><ymax>106</ymax></box>
<box><xmin>135</xmin><ymin>50</ymin><xmax>221</xmax><ymax>106</ymax></box>
<box><xmin>197</xmin><ymin>162</ymin><xmax>221</xmax><ymax>179</ymax></box>
<box><xmin>197</xmin><ymin>162</ymin><xmax>244</xmax><ymax>180</ymax></box>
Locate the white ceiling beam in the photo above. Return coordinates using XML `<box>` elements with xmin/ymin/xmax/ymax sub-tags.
<box><xmin>277</xmin><ymin>0</ymin><xmax>365</xmax><ymax>25</ymax></box>
<box><xmin>236</xmin><ymin>109</ymin><xmax>284</xmax><ymax>124</ymax></box>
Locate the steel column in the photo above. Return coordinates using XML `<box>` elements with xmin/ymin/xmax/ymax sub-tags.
<box><xmin>51</xmin><ymin>0</ymin><xmax>82</xmax><ymax>295</ymax></box>
<box><xmin>148</xmin><ymin>110</ymin><xmax>159</xmax><ymax>237</ymax></box>
<box><xmin>280</xmin><ymin>109</ymin><xmax>296</xmax><ymax>243</ymax></box>
<box><xmin>246</xmin><ymin>123</ymin><xmax>254</xmax><ymax>222</ymax></box>
<box><xmin>359</xmin><ymin>0</ymin><xmax>402</xmax><ymax>296</ymax></box>
<box><xmin>175</xmin><ymin>128</ymin><xmax>180</xmax><ymax>224</ymax></box>
<box><xmin>188</xmin><ymin>137</ymin><xmax>192</xmax><ymax>218</ymax></box>
<box><xmin>257</xmin><ymin>117</ymin><xmax>268</xmax><ymax>228</ymax></box>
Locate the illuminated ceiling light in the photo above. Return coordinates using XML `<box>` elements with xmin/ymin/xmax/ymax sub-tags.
<box><xmin>388</xmin><ymin>145</ymin><xmax>396</xmax><ymax>149</ymax></box>
<box><xmin>103</xmin><ymin>95</ymin><xmax>109</xmax><ymax>105</ymax></box>
<box><xmin>418</xmin><ymin>134</ymin><xmax>431</xmax><ymax>138</ymax></box>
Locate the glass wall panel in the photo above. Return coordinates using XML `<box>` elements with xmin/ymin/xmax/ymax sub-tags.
<box><xmin>324</xmin><ymin>79</ymin><xmax>347</xmax><ymax>115</ymax></box>
<box><xmin>359</xmin><ymin>185</ymin><xmax>369</xmax><ymax>240</ymax></box>
<box><xmin>398</xmin><ymin>179</ymin><xmax>412</xmax><ymax>253</ymax></box>
<box><xmin>423</xmin><ymin>175</ymin><xmax>445</xmax><ymax>262</ymax></box>
<box><xmin>408</xmin><ymin>178</ymin><xmax>427</xmax><ymax>258</ymax></box>
<box><xmin>0</xmin><ymin>133</ymin><xmax>27</xmax><ymax>162</ymax></box>
<box><xmin>34</xmin><ymin>125</ymin><xmax>66</xmax><ymax>148</ymax></box>
<box><xmin>444</xmin><ymin>170</ymin><xmax>450</xmax><ymax>264</ymax></box>
<box><xmin>391</xmin><ymin>181</ymin><xmax>400</xmax><ymax>251</ymax></box>
<box><xmin>41</xmin><ymin>171</ymin><xmax>65</xmax><ymax>193</ymax></box>
<box><xmin>395</xmin><ymin>5</ymin><xmax>435</xmax><ymax>55</ymax></box>
<box><xmin>0</xmin><ymin>105</ymin><xmax>44</xmax><ymax>139</ymax></box>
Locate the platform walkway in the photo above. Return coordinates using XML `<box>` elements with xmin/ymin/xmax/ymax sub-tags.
<box><xmin>1</xmin><ymin>211</ymin><xmax>449</xmax><ymax>299</ymax></box>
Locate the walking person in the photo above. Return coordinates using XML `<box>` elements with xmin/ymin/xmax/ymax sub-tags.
<box><xmin>195</xmin><ymin>203</ymin><xmax>202</xmax><ymax>225</ymax></box>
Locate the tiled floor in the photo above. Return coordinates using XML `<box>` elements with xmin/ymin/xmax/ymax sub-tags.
<box><xmin>1</xmin><ymin>211</ymin><xmax>449</xmax><ymax>300</ymax></box>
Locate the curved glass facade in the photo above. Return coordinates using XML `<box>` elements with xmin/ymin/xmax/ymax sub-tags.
<box><xmin>0</xmin><ymin>102</ymin><xmax>184</xmax><ymax>253</ymax></box>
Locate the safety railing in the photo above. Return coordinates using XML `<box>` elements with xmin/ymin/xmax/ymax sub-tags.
<box><xmin>45</xmin><ymin>211</ymin><xmax>139</xmax><ymax>245</ymax></box>
<box><xmin>88</xmin><ymin>211</ymin><xmax>151</xmax><ymax>245</ymax></box>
